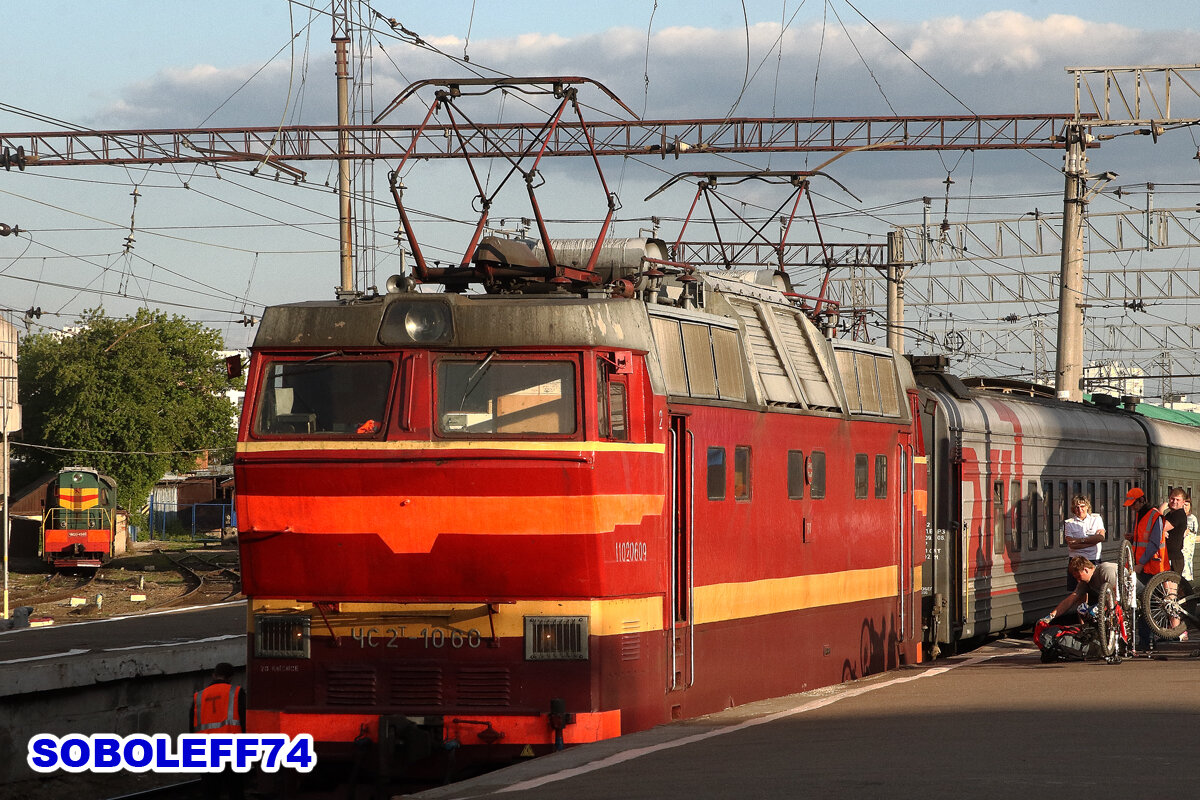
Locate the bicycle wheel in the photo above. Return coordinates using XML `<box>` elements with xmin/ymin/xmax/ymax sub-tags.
<box><xmin>1142</xmin><ymin>570</ymin><xmax>1187</xmax><ymax>639</ymax></box>
<box><xmin>1117</xmin><ymin>540</ymin><xmax>1135</xmax><ymax>609</ymax></box>
<box><xmin>1117</xmin><ymin>539</ymin><xmax>1136</xmax><ymax>647</ymax></box>
<box><xmin>1096</xmin><ymin>586</ymin><xmax>1118</xmax><ymax>658</ymax></box>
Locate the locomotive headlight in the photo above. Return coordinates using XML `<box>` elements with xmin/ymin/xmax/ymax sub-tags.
<box><xmin>404</xmin><ymin>305</ymin><xmax>449</xmax><ymax>341</ymax></box>
<box><xmin>379</xmin><ymin>300</ymin><xmax>453</xmax><ymax>345</ymax></box>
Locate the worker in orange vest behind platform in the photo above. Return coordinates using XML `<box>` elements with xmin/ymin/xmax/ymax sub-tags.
<box><xmin>1124</xmin><ymin>487</ymin><xmax>1171</xmax><ymax>650</ymax></box>
<box><xmin>1125</xmin><ymin>487</ymin><xmax>1169</xmax><ymax>576</ymax></box>
<box><xmin>190</xmin><ymin>662</ymin><xmax>246</xmax><ymax>800</ymax></box>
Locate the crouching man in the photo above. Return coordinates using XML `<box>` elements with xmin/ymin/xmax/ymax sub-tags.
<box><xmin>1043</xmin><ymin>556</ymin><xmax>1118</xmax><ymax>623</ymax></box>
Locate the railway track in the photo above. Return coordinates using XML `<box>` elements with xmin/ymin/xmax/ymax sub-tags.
<box><xmin>9</xmin><ymin>570</ymin><xmax>99</xmax><ymax>607</ymax></box>
<box><xmin>151</xmin><ymin>549</ymin><xmax>242</xmax><ymax>609</ymax></box>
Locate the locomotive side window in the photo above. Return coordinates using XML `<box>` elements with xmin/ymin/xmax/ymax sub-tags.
<box><xmin>606</xmin><ymin>383</ymin><xmax>628</xmax><ymax>440</ymax></box>
<box><xmin>707</xmin><ymin>447</ymin><xmax>727</xmax><ymax>500</ymax></box>
<box><xmin>787</xmin><ymin>450</ymin><xmax>804</xmax><ymax>499</ymax></box>
<box><xmin>597</xmin><ymin>359</ymin><xmax>629</xmax><ymax>441</ymax></box>
<box><xmin>734</xmin><ymin>446</ymin><xmax>751</xmax><ymax>500</ymax></box>
<box><xmin>437</xmin><ymin>359</ymin><xmax>577</xmax><ymax>436</ymax></box>
<box><xmin>255</xmin><ymin>360</ymin><xmax>392</xmax><ymax>436</ymax></box>
<box><xmin>854</xmin><ymin>454</ymin><xmax>868</xmax><ymax>499</ymax></box>
<box><xmin>874</xmin><ymin>455</ymin><xmax>887</xmax><ymax>499</ymax></box>
<box><xmin>809</xmin><ymin>451</ymin><xmax>826</xmax><ymax>499</ymax></box>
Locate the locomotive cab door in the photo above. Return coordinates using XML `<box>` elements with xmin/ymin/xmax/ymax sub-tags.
<box><xmin>669</xmin><ymin>414</ymin><xmax>694</xmax><ymax>692</ymax></box>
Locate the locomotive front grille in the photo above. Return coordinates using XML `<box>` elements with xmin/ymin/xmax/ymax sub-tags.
<box><xmin>389</xmin><ymin>666</ymin><xmax>444</xmax><ymax>706</ymax></box>
<box><xmin>326</xmin><ymin>665</ymin><xmax>377</xmax><ymax>706</ymax></box>
<box><xmin>454</xmin><ymin>667</ymin><xmax>511</xmax><ymax>707</ymax></box>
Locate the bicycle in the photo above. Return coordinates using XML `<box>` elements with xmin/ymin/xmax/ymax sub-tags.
<box><xmin>1140</xmin><ymin>567</ymin><xmax>1199</xmax><ymax>640</ymax></box>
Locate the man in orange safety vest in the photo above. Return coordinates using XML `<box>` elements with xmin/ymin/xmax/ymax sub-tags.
<box><xmin>1125</xmin><ymin>487</ymin><xmax>1168</xmax><ymax>576</ymax></box>
<box><xmin>190</xmin><ymin>662</ymin><xmax>246</xmax><ymax>799</ymax></box>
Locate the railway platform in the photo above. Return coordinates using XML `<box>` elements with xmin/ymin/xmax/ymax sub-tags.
<box><xmin>0</xmin><ymin>602</ymin><xmax>244</xmax><ymax>792</ymax></box>
<box><xmin>4</xmin><ymin>628</ymin><xmax>1196</xmax><ymax>799</ymax></box>
<box><xmin>413</xmin><ymin>636</ymin><xmax>1200</xmax><ymax>800</ymax></box>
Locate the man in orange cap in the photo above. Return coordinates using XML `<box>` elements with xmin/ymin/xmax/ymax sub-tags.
<box><xmin>1125</xmin><ymin>486</ymin><xmax>1170</xmax><ymax>649</ymax></box>
<box><xmin>1124</xmin><ymin>487</ymin><xmax>1168</xmax><ymax>576</ymax></box>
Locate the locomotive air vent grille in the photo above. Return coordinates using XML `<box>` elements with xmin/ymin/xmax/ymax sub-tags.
<box><xmin>325</xmin><ymin>665</ymin><xmax>377</xmax><ymax>706</ymax></box>
<box><xmin>620</xmin><ymin>619</ymin><xmax>641</xmax><ymax>662</ymax></box>
<box><xmin>454</xmin><ymin>667</ymin><xmax>511</xmax><ymax>706</ymax></box>
<box><xmin>389</xmin><ymin>666</ymin><xmax>444</xmax><ymax>706</ymax></box>
<box><xmin>254</xmin><ymin>614</ymin><xmax>310</xmax><ymax>659</ymax></box>
<box><xmin>524</xmin><ymin>616</ymin><xmax>589</xmax><ymax>660</ymax></box>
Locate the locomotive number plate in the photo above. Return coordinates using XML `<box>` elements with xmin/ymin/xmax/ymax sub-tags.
<box><xmin>350</xmin><ymin>626</ymin><xmax>484</xmax><ymax>649</ymax></box>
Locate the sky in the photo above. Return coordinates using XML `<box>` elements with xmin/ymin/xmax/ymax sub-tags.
<box><xmin>3</xmin><ymin>1</ymin><xmax>1200</xmax><ymax>389</ymax></box>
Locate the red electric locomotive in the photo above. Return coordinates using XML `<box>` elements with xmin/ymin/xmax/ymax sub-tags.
<box><xmin>234</xmin><ymin>239</ymin><xmax>927</xmax><ymax>771</ymax></box>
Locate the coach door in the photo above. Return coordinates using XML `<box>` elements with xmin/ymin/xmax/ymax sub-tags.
<box><xmin>669</xmin><ymin>414</ymin><xmax>694</xmax><ymax>692</ymax></box>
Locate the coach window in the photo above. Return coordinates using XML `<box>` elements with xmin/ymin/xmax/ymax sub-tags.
<box><xmin>874</xmin><ymin>455</ymin><xmax>888</xmax><ymax>499</ymax></box>
<box><xmin>1043</xmin><ymin>481</ymin><xmax>1055</xmax><ymax>549</ymax></box>
<box><xmin>1029</xmin><ymin>481</ymin><xmax>1040</xmax><ymax>551</ymax></box>
<box><xmin>787</xmin><ymin>451</ymin><xmax>805</xmax><ymax>499</ymax></box>
<box><xmin>707</xmin><ymin>447</ymin><xmax>727</xmax><ymax>500</ymax></box>
<box><xmin>993</xmin><ymin>481</ymin><xmax>1006</xmax><ymax>555</ymax></box>
<box><xmin>810</xmin><ymin>451</ymin><xmax>827</xmax><ymax>499</ymax></box>
<box><xmin>1058</xmin><ymin>481</ymin><xmax>1069</xmax><ymax>546</ymax></box>
<box><xmin>255</xmin><ymin>359</ymin><xmax>393</xmax><ymax>436</ymax></box>
<box><xmin>734</xmin><ymin>446</ymin><xmax>751</xmax><ymax>500</ymax></box>
<box><xmin>1112</xmin><ymin>481</ymin><xmax>1121</xmax><ymax>538</ymax></box>
<box><xmin>1011</xmin><ymin>480</ymin><xmax>1022</xmax><ymax>550</ymax></box>
<box><xmin>437</xmin><ymin>359</ymin><xmax>576</xmax><ymax>436</ymax></box>
<box><xmin>854</xmin><ymin>454</ymin><xmax>869</xmax><ymax>499</ymax></box>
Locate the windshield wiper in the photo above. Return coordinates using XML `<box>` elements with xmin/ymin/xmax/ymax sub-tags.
<box><xmin>459</xmin><ymin>351</ymin><xmax>498</xmax><ymax>410</ymax></box>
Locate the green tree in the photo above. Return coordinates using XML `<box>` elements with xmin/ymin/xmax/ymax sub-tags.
<box><xmin>17</xmin><ymin>308</ymin><xmax>240</xmax><ymax>513</ymax></box>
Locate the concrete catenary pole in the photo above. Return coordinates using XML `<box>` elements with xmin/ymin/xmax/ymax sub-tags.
<box><xmin>1055</xmin><ymin>123</ymin><xmax>1089</xmax><ymax>402</ymax></box>
<box><xmin>333</xmin><ymin>1</ymin><xmax>355</xmax><ymax>298</ymax></box>
<box><xmin>886</xmin><ymin>230</ymin><xmax>906</xmax><ymax>354</ymax></box>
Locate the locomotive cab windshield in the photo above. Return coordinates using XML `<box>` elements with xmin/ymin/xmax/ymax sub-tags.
<box><xmin>255</xmin><ymin>358</ymin><xmax>393</xmax><ymax>436</ymax></box>
<box><xmin>437</xmin><ymin>356</ymin><xmax>577</xmax><ymax>436</ymax></box>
